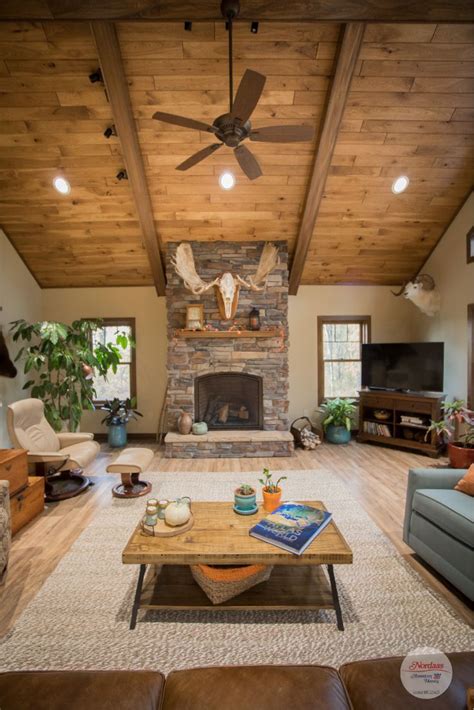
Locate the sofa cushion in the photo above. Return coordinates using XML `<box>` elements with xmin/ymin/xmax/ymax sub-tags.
<box><xmin>340</xmin><ymin>652</ymin><xmax>474</xmax><ymax>709</ymax></box>
<box><xmin>412</xmin><ymin>489</ymin><xmax>474</xmax><ymax>547</ymax></box>
<box><xmin>0</xmin><ymin>670</ymin><xmax>164</xmax><ymax>710</ymax></box>
<box><xmin>162</xmin><ymin>665</ymin><xmax>352</xmax><ymax>710</ymax></box>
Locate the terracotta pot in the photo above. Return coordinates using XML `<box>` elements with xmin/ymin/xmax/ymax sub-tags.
<box><xmin>177</xmin><ymin>410</ymin><xmax>192</xmax><ymax>435</ymax></box>
<box><xmin>448</xmin><ymin>442</ymin><xmax>474</xmax><ymax>469</ymax></box>
<box><xmin>262</xmin><ymin>487</ymin><xmax>282</xmax><ymax>513</ymax></box>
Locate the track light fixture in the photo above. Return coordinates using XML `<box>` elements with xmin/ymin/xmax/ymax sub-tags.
<box><xmin>184</xmin><ymin>20</ymin><xmax>192</xmax><ymax>31</ymax></box>
<box><xmin>251</xmin><ymin>21</ymin><xmax>259</xmax><ymax>33</ymax></box>
<box><xmin>116</xmin><ymin>170</ymin><xmax>128</xmax><ymax>181</ymax></box>
<box><xmin>103</xmin><ymin>125</ymin><xmax>117</xmax><ymax>139</ymax></box>
<box><xmin>89</xmin><ymin>68</ymin><xmax>103</xmax><ymax>84</ymax></box>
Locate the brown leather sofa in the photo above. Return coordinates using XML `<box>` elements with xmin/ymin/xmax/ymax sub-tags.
<box><xmin>0</xmin><ymin>653</ymin><xmax>472</xmax><ymax>710</ymax></box>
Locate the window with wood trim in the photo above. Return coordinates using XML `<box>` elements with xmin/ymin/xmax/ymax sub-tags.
<box><xmin>318</xmin><ymin>316</ymin><xmax>371</xmax><ymax>403</ymax></box>
<box><xmin>91</xmin><ymin>318</ymin><xmax>136</xmax><ymax>404</ymax></box>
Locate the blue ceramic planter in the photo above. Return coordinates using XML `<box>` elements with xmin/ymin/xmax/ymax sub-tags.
<box><xmin>108</xmin><ymin>423</ymin><xmax>127</xmax><ymax>448</ymax></box>
<box><xmin>234</xmin><ymin>489</ymin><xmax>257</xmax><ymax>513</ymax></box>
<box><xmin>325</xmin><ymin>424</ymin><xmax>351</xmax><ymax>444</ymax></box>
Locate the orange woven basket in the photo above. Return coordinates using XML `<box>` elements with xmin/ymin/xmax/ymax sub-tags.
<box><xmin>190</xmin><ymin>564</ymin><xmax>273</xmax><ymax>604</ymax></box>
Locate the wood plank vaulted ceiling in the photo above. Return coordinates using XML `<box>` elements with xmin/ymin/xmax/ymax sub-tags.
<box><xmin>0</xmin><ymin>19</ymin><xmax>473</xmax><ymax>289</ymax></box>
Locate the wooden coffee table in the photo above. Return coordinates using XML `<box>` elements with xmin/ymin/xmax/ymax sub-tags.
<box><xmin>122</xmin><ymin>501</ymin><xmax>353</xmax><ymax>631</ymax></box>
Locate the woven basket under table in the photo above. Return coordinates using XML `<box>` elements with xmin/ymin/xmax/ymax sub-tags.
<box><xmin>190</xmin><ymin>563</ymin><xmax>273</xmax><ymax>604</ymax></box>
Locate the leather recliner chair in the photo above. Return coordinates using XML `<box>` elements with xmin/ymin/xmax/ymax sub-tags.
<box><xmin>7</xmin><ymin>398</ymin><xmax>99</xmax><ymax>500</ymax></box>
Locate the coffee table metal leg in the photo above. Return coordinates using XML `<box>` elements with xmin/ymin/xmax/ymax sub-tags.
<box><xmin>327</xmin><ymin>564</ymin><xmax>344</xmax><ymax>631</ymax></box>
<box><xmin>130</xmin><ymin>564</ymin><xmax>146</xmax><ymax>630</ymax></box>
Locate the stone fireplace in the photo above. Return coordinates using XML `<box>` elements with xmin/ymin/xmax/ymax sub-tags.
<box><xmin>195</xmin><ymin>372</ymin><xmax>263</xmax><ymax>430</ymax></box>
<box><xmin>164</xmin><ymin>241</ymin><xmax>293</xmax><ymax>458</ymax></box>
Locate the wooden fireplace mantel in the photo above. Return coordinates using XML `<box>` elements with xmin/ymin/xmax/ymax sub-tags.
<box><xmin>175</xmin><ymin>329</ymin><xmax>282</xmax><ymax>339</ymax></box>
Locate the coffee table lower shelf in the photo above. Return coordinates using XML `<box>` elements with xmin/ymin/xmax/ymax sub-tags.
<box><xmin>130</xmin><ymin>564</ymin><xmax>345</xmax><ymax>631</ymax></box>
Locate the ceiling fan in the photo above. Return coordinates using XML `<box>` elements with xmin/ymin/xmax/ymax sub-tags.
<box><xmin>152</xmin><ymin>0</ymin><xmax>314</xmax><ymax>180</ymax></box>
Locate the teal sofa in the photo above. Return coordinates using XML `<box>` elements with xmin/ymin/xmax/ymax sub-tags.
<box><xmin>403</xmin><ymin>468</ymin><xmax>474</xmax><ymax>601</ymax></box>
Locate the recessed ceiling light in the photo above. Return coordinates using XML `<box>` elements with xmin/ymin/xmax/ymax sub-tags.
<box><xmin>392</xmin><ymin>175</ymin><xmax>409</xmax><ymax>194</ymax></box>
<box><xmin>53</xmin><ymin>176</ymin><xmax>71</xmax><ymax>195</ymax></box>
<box><xmin>219</xmin><ymin>171</ymin><xmax>235</xmax><ymax>190</ymax></box>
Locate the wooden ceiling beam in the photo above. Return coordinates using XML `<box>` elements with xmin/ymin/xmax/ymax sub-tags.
<box><xmin>91</xmin><ymin>21</ymin><xmax>166</xmax><ymax>297</ymax></box>
<box><xmin>289</xmin><ymin>22</ymin><xmax>365</xmax><ymax>296</ymax></box>
<box><xmin>1</xmin><ymin>0</ymin><xmax>473</xmax><ymax>22</ymax></box>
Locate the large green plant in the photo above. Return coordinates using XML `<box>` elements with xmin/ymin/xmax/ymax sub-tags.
<box><xmin>10</xmin><ymin>319</ymin><xmax>129</xmax><ymax>432</ymax></box>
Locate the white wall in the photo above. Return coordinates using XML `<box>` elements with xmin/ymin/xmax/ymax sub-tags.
<box><xmin>411</xmin><ymin>191</ymin><xmax>474</xmax><ymax>400</ymax></box>
<box><xmin>288</xmin><ymin>285</ymin><xmax>415</xmax><ymax>423</ymax></box>
<box><xmin>42</xmin><ymin>287</ymin><xmax>167</xmax><ymax>435</ymax></box>
<box><xmin>0</xmin><ymin>230</ymin><xmax>43</xmax><ymax>448</ymax></box>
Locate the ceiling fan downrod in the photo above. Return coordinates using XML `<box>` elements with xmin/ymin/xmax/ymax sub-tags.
<box><xmin>221</xmin><ymin>0</ymin><xmax>240</xmax><ymax>113</ymax></box>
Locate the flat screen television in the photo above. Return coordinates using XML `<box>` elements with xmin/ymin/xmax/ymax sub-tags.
<box><xmin>361</xmin><ymin>342</ymin><xmax>444</xmax><ymax>393</ymax></box>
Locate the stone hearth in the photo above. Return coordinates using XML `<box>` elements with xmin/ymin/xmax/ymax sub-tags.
<box><xmin>165</xmin><ymin>431</ymin><xmax>294</xmax><ymax>459</ymax></box>
<box><xmin>165</xmin><ymin>241</ymin><xmax>291</xmax><ymax>458</ymax></box>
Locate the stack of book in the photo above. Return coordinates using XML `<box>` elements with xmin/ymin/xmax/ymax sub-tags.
<box><xmin>364</xmin><ymin>420</ymin><xmax>392</xmax><ymax>437</ymax></box>
<box><xmin>400</xmin><ymin>415</ymin><xmax>426</xmax><ymax>427</ymax></box>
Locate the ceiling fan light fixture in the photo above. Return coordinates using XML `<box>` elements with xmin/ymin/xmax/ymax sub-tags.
<box><xmin>392</xmin><ymin>175</ymin><xmax>409</xmax><ymax>194</ymax></box>
<box><xmin>53</xmin><ymin>176</ymin><xmax>71</xmax><ymax>195</ymax></box>
<box><xmin>219</xmin><ymin>171</ymin><xmax>235</xmax><ymax>190</ymax></box>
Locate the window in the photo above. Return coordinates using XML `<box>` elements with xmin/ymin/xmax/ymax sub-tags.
<box><xmin>91</xmin><ymin>318</ymin><xmax>136</xmax><ymax>404</ymax></box>
<box><xmin>317</xmin><ymin>316</ymin><xmax>371</xmax><ymax>403</ymax></box>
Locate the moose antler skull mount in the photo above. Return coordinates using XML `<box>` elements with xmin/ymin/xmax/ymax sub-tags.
<box><xmin>171</xmin><ymin>242</ymin><xmax>279</xmax><ymax>321</ymax></box>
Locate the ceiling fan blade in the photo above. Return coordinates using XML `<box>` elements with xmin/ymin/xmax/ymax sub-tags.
<box><xmin>153</xmin><ymin>111</ymin><xmax>217</xmax><ymax>134</ymax></box>
<box><xmin>234</xmin><ymin>144</ymin><xmax>262</xmax><ymax>180</ymax></box>
<box><xmin>231</xmin><ymin>69</ymin><xmax>266</xmax><ymax>124</ymax></box>
<box><xmin>250</xmin><ymin>125</ymin><xmax>315</xmax><ymax>143</ymax></box>
<box><xmin>176</xmin><ymin>143</ymin><xmax>222</xmax><ymax>171</ymax></box>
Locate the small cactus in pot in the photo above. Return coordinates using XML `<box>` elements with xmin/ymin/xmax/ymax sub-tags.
<box><xmin>234</xmin><ymin>483</ymin><xmax>257</xmax><ymax>514</ymax></box>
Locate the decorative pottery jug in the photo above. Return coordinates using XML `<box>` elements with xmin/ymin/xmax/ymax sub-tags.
<box><xmin>165</xmin><ymin>496</ymin><xmax>192</xmax><ymax>527</ymax></box>
<box><xmin>177</xmin><ymin>410</ymin><xmax>193</xmax><ymax>435</ymax></box>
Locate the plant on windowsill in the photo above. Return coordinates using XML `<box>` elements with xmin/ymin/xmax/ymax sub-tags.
<box><xmin>101</xmin><ymin>397</ymin><xmax>143</xmax><ymax>448</ymax></box>
<box><xmin>321</xmin><ymin>397</ymin><xmax>356</xmax><ymax>445</ymax></box>
<box><xmin>425</xmin><ymin>399</ymin><xmax>474</xmax><ymax>468</ymax></box>
<box><xmin>259</xmin><ymin>468</ymin><xmax>287</xmax><ymax>513</ymax></box>
<box><xmin>9</xmin><ymin>319</ymin><xmax>127</xmax><ymax>433</ymax></box>
<box><xmin>234</xmin><ymin>483</ymin><xmax>257</xmax><ymax>515</ymax></box>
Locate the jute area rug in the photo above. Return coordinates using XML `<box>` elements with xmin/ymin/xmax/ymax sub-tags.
<box><xmin>0</xmin><ymin>469</ymin><xmax>472</xmax><ymax>673</ymax></box>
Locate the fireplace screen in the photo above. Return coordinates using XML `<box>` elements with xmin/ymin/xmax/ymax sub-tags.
<box><xmin>195</xmin><ymin>373</ymin><xmax>263</xmax><ymax>430</ymax></box>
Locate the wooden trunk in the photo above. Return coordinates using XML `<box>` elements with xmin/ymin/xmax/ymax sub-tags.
<box><xmin>0</xmin><ymin>449</ymin><xmax>28</xmax><ymax>497</ymax></box>
<box><xmin>10</xmin><ymin>477</ymin><xmax>45</xmax><ymax>536</ymax></box>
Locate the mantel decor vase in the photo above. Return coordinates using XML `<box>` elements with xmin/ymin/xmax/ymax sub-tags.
<box><xmin>325</xmin><ymin>424</ymin><xmax>351</xmax><ymax>444</ymax></box>
<box><xmin>108</xmin><ymin>422</ymin><xmax>127</xmax><ymax>448</ymax></box>
<box><xmin>192</xmin><ymin>422</ymin><xmax>208</xmax><ymax>435</ymax></box>
<box><xmin>177</xmin><ymin>411</ymin><xmax>192</xmax><ymax>435</ymax></box>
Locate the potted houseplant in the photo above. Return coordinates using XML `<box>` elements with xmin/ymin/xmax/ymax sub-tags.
<box><xmin>321</xmin><ymin>397</ymin><xmax>356</xmax><ymax>444</ymax></box>
<box><xmin>101</xmin><ymin>397</ymin><xmax>143</xmax><ymax>447</ymax></box>
<box><xmin>10</xmin><ymin>319</ymin><xmax>127</xmax><ymax>432</ymax></box>
<box><xmin>426</xmin><ymin>399</ymin><xmax>474</xmax><ymax>468</ymax></box>
<box><xmin>234</xmin><ymin>483</ymin><xmax>257</xmax><ymax>515</ymax></box>
<box><xmin>259</xmin><ymin>468</ymin><xmax>287</xmax><ymax>513</ymax></box>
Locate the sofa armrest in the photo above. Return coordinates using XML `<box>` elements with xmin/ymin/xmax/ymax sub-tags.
<box><xmin>403</xmin><ymin>467</ymin><xmax>466</xmax><ymax>543</ymax></box>
<box><xmin>57</xmin><ymin>432</ymin><xmax>94</xmax><ymax>448</ymax></box>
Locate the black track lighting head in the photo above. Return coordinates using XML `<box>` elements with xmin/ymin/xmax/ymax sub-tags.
<box><xmin>89</xmin><ymin>68</ymin><xmax>103</xmax><ymax>84</ymax></box>
<box><xmin>184</xmin><ymin>20</ymin><xmax>192</xmax><ymax>31</ymax></box>
<box><xmin>116</xmin><ymin>170</ymin><xmax>128</xmax><ymax>181</ymax></box>
<box><xmin>103</xmin><ymin>125</ymin><xmax>117</xmax><ymax>139</ymax></box>
<box><xmin>251</xmin><ymin>21</ymin><xmax>259</xmax><ymax>33</ymax></box>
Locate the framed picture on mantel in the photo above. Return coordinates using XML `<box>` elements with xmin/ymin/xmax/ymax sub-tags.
<box><xmin>186</xmin><ymin>304</ymin><xmax>204</xmax><ymax>331</ymax></box>
<box><xmin>467</xmin><ymin>227</ymin><xmax>474</xmax><ymax>264</ymax></box>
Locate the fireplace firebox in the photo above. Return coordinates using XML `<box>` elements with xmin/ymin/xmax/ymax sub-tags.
<box><xmin>195</xmin><ymin>373</ymin><xmax>263</xmax><ymax>430</ymax></box>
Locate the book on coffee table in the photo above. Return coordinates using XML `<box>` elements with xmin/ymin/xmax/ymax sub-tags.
<box><xmin>249</xmin><ymin>502</ymin><xmax>333</xmax><ymax>555</ymax></box>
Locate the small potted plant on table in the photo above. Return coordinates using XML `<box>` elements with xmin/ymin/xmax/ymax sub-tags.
<box><xmin>234</xmin><ymin>483</ymin><xmax>257</xmax><ymax>515</ymax></box>
<box><xmin>101</xmin><ymin>397</ymin><xmax>142</xmax><ymax>448</ymax></box>
<box><xmin>259</xmin><ymin>468</ymin><xmax>287</xmax><ymax>513</ymax></box>
<box><xmin>426</xmin><ymin>399</ymin><xmax>474</xmax><ymax>468</ymax></box>
<box><xmin>321</xmin><ymin>397</ymin><xmax>356</xmax><ymax>444</ymax></box>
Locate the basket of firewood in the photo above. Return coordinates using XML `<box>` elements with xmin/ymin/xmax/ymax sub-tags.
<box><xmin>290</xmin><ymin>417</ymin><xmax>323</xmax><ymax>450</ymax></box>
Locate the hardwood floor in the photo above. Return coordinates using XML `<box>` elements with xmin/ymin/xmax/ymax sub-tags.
<box><xmin>1</xmin><ymin>440</ymin><xmax>472</xmax><ymax>638</ymax></box>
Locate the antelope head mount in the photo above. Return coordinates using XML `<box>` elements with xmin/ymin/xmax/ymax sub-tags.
<box><xmin>171</xmin><ymin>243</ymin><xmax>279</xmax><ymax>321</ymax></box>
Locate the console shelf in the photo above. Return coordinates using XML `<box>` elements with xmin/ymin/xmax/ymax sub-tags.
<box><xmin>357</xmin><ymin>389</ymin><xmax>445</xmax><ymax>458</ymax></box>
